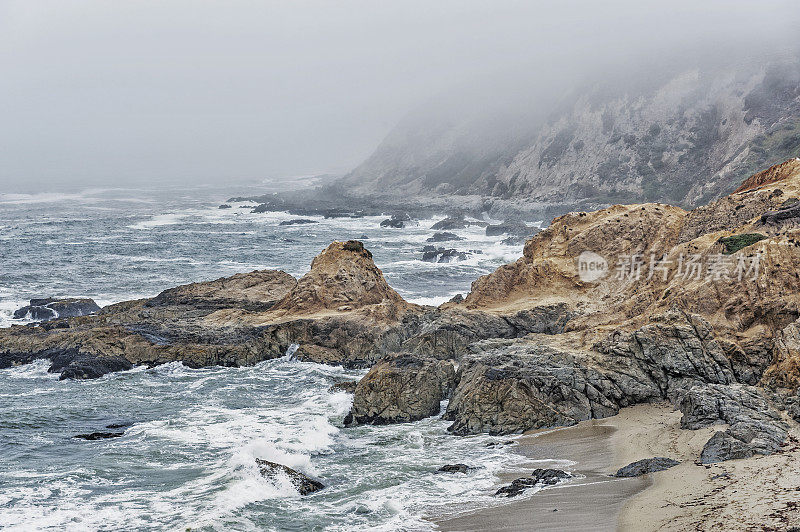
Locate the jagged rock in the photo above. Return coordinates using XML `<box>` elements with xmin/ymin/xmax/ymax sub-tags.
<box><xmin>678</xmin><ymin>384</ymin><xmax>788</xmax><ymax>463</ymax></box>
<box><xmin>279</xmin><ymin>218</ymin><xmax>318</xmax><ymax>226</ymax></box>
<box><xmin>760</xmin><ymin>201</ymin><xmax>800</xmax><ymax>225</ymax></box>
<box><xmin>596</xmin><ymin>309</ymin><xmax>737</xmax><ymax>403</ymax></box>
<box><xmin>444</xmin><ymin>310</ymin><xmax>742</xmax><ymax>435</ymax></box>
<box><xmin>436</xmin><ymin>464</ymin><xmax>471</xmax><ymax>474</ymax></box>
<box><xmin>403</xmin><ymin>304</ymin><xmax>575</xmax><ymax>360</ymax></box>
<box><xmin>763</xmin><ymin>319</ymin><xmax>800</xmax><ymax>392</ymax></box>
<box><xmin>345</xmin><ymin>354</ymin><xmax>455</xmax><ymax>425</ymax></box>
<box><xmin>426</xmin><ymin>232</ymin><xmax>464</xmax><ymax>242</ymax></box>
<box><xmin>421</xmin><ymin>246</ymin><xmax>470</xmax><ymax>263</ymax></box>
<box><xmin>255</xmin><ymin>459</ymin><xmax>324</xmax><ymax>495</ymax></box>
<box><xmin>432</xmin><ymin>216</ymin><xmax>469</xmax><ymax>230</ymax></box>
<box><xmin>700</xmin><ymin>430</ymin><xmax>756</xmax><ymax>463</ymax></box>
<box><xmin>380</xmin><ymin>213</ymin><xmax>411</xmax><ymax>228</ymax></box>
<box><xmin>329</xmin><ymin>380</ymin><xmax>358</xmax><ymax>393</ymax></box>
<box><xmin>13</xmin><ymin>298</ymin><xmax>101</xmax><ymax>322</ymax></box>
<box><xmin>485</xmin><ymin>221</ymin><xmax>533</xmax><ymax>238</ymax></box>
<box><xmin>613</xmin><ymin>457</ymin><xmax>680</xmax><ymax>477</ymax></box>
<box><xmin>49</xmin><ymin>349</ymin><xmax>134</xmax><ymax>380</ymax></box>
<box><xmin>218</xmin><ymin>204</ymin><xmax>232</xmax><ymax>209</ymax></box>
<box><xmin>495</xmin><ymin>469</ymin><xmax>571</xmax><ymax>497</ymax></box>
<box><xmin>74</xmin><ymin>431</ymin><xmax>124</xmax><ymax>440</ymax></box>
<box><xmin>444</xmin><ymin>343</ymin><xmax>618</xmax><ymax>435</ymax></box>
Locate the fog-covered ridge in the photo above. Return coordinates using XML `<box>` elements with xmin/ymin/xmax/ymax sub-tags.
<box><xmin>341</xmin><ymin>55</ymin><xmax>800</xmax><ymax>210</ymax></box>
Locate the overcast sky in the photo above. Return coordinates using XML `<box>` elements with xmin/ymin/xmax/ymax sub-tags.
<box><xmin>0</xmin><ymin>1</ymin><xmax>798</xmax><ymax>192</ymax></box>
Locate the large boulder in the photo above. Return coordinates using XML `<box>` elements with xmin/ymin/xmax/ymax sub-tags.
<box><xmin>613</xmin><ymin>457</ymin><xmax>680</xmax><ymax>477</ymax></box>
<box><xmin>679</xmin><ymin>383</ymin><xmax>789</xmax><ymax>463</ymax></box>
<box><xmin>345</xmin><ymin>354</ymin><xmax>455</xmax><ymax>425</ymax></box>
<box><xmin>443</xmin><ymin>342</ymin><xmax>619</xmax><ymax>435</ymax></box>
<box><xmin>14</xmin><ymin>298</ymin><xmax>101</xmax><ymax>322</ymax></box>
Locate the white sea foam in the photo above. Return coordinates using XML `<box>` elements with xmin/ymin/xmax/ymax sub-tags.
<box><xmin>127</xmin><ymin>213</ymin><xmax>186</xmax><ymax>229</ymax></box>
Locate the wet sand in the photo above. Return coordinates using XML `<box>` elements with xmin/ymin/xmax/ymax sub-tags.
<box><xmin>438</xmin><ymin>403</ymin><xmax>800</xmax><ymax>531</ymax></box>
<box><xmin>437</xmin><ymin>420</ymin><xmax>650</xmax><ymax>531</ymax></box>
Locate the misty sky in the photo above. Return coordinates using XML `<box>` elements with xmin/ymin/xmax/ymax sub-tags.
<box><xmin>1</xmin><ymin>1</ymin><xmax>798</xmax><ymax>192</ymax></box>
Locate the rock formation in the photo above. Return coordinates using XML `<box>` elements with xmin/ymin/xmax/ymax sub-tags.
<box><xmin>3</xmin><ymin>160</ymin><xmax>800</xmax><ymax>466</ymax></box>
<box><xmin>345</xmin><ymin>354</ymin><xmax>455</xmax><ymax>425</ymax></box>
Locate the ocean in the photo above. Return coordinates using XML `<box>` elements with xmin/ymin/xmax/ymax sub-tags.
<box><xmin>0</xmin><ymin>184</ymin><xmax>557</xmax><ymax>531</ymax></box>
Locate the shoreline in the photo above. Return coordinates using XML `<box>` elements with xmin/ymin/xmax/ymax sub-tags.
<box><xmin>439</xmin><ymin>403</ymin><xmax>800</xmax><ymax>531</ymax></box>
<box><xmin>436</xmin><ymin>409</ymin><xmax>655</xmax><ymax>532</ymax></box>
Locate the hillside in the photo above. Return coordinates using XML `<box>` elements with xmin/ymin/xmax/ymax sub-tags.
<box><xmin>338</xmin><ymin>60</ymin><xmax>800</xmax><ymax>215</ymax></box>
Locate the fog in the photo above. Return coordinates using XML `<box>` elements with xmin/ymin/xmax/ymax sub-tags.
<box><xmin>1</xmin><ymin>0</ymin><xmax>798</xmax><ymax>193</ymax></box>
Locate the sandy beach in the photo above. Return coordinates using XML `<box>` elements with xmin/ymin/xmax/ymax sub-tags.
<box><xmin>437</xmin><ymin>403</ymin><xmax>800</xmax><ymax>531</ymax></box>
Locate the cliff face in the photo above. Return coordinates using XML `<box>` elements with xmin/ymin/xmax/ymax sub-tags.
<box><xmin>340</xmin><ymin>62</ymin><xmax>800</xmax><ymax>212</ymax></box>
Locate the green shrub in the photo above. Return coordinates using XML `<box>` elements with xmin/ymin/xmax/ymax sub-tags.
<box><xmin>718</xmin><ymin>233</ymin><xmax>768</xmax><ymax>254</ymax></box>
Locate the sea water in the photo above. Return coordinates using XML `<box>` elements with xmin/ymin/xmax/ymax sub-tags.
<box><xmin>0</xmin><ymin>184</ymin><xmax>557</xmax><ymax>531</ymax></box>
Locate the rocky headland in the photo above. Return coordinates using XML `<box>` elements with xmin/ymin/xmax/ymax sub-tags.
<box><xmin>3</xmin><ymin>160</ymin><xmax>800</xmax><ymax>525</ymax></box>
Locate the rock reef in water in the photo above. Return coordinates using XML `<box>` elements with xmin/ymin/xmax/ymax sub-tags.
<box><xmin>3</xmin><ymin>160</ymin><xmax>800</xmax><ymax>466</ymax></box>
<box><xmin>255</xmin><ymin>459</ymin><xmax>324</xmax><ymax>495</ymax></box>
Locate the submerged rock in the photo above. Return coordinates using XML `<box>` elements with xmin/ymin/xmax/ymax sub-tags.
<box><xmin>380</xmin><ymin>213</ymin><xmax>412</xmax><ymax>228</ymax></box>
<box><xmin>613</xmin><ymin>457</ymin><xmax>680</xmax><ymax>477</ymax></box>
<box><xmin>14</xmin><ymin>298</ymin><xmax>101</xmax><ymax>322</ymax></box>
<box><xmin>485</xmin><ymin>221</ymin><xmax>533</xmax><ymax>238</ymax></box>
<box><xmin>495</xmin><ymin>469</ymin><xmax>571</xmax><ymax>497</ymax></box>
<box><xmin>431</xmin><ymin>216</ymin><xmax>469</xmax><ymax>230</ymax></box>
<box><xmin>74</xmin><ymin>431</ymin><xmax>125</xmax><ymax>440</ymax></box>
<box><xmin>218</xmin><ymin>204</ymin><xmax>232</xmax><ymax>209</ymax></box>
<box><xmin>436</xmin><ymin>464</ymin><xmax>471</xmax><ymax>474</ymax></box>
<box><xmin>421</xmin><ymin>246</ymin><xmax>470</xmax><ymax>263</ymax></box>
<box><xmin>279</xmin><ymin>218</ymin><xmax>318</xmax><ymax>226</ymax></box>
<box><xmin>255</xmin><ymin>459</ymin><xmax>324</xmax><ymax>495</ymax></box>
<box><xmin>426</xmin><ymin>232</ymin><xmax>464</xmax><ymax>242</ymax></box>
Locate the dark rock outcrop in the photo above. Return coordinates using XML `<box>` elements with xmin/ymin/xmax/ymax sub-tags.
<box><xmin>255</xmin><ymin>459</ymin><xmax>324</xmax><ymax>495</ymax></box>
<box><xmin>329</xmin><ymin>380</ymin><xmax>358</xmax><ymax>394</ymax></box>
<box><xmin>760</xmin><ymin>201</ymin><xmax>800</xmax><ymax>225</ymax></box>
<box><xmin>279</xmin><ymin>218</ymin><xmax>318</xmax><ymax>226</ymax></box>
<box><xmin>14</xmin><ymin>298</ymin><xmax>101</xmax><ymax>322</ymax></box>
<box><xmin>495</xmin><ymin>469</ymin><xmax>571</xmax><ymax>497</ymax></box>
<box><xmin>485</xmin><ymin>221</ymin><xmax>534</xmax><ymax>238</ymax></box>
<box><xmin>678</xmin><ymin>384</ymin><xmax>789</xmax><ymax>463</ymax></box>
<box><xmin>436</xmin><ymin>464</ymin><xmax>471</xmax><ymax>474</ymax></box>
<box><xmin>421</xmin><ymin>246</ymin><xmax>470</xmax><ymax>263</ymax></box>
<box><xmin>444</xmin><ymin>310</ymin><xmax>741</xmax><ymax>436</ymax></box>
<box><xmin>380</xmin><ymin>213</ymin><xmax>411</xmax><ymax>228</ymax></box>
<box><xmin>345</xmin><ymin>354</ymin><xmax>455</xmax><ymax>425</ymax></box>
<box><xmin>613</xmin><ymin>457</ymin><xmax>680</xmax><ymax>477</ymax></box>
<box><xmin>426</xmin><ymin>232</ymin><xmax>464</xmax><ymax>242</ymax></box>
<box><xmin>74</xmin><ymin>431</ymin><xmax>125</xmax><ymax>440</ymax></box>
